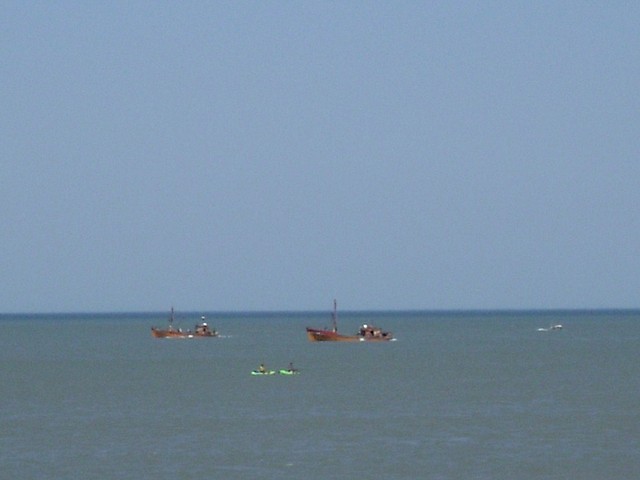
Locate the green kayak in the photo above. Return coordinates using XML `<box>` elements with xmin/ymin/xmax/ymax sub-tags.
<box><xmin>251</xmin><ymin>370</ymin><xmax>275</xmax><ymax>375</ymax></box>
<box><xmin>278</xmin><ymin>369</ymin><xmax>300</xmax><ymax>375</ymax></box>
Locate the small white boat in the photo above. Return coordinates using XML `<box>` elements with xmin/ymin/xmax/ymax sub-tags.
<box><xmin>537</xmin><ymin>324</ymin><xmax>563</xmax><ymax>332</ymax></box>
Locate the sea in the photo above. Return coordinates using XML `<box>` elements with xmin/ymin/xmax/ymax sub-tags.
<box><xmin>1</xmin><ymin>310</ymin><xmax>639</xmax><ymax>479</ymax></box>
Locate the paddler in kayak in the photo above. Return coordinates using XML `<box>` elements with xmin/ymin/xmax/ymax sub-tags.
<box><xmin>286</xmin><ymin>362</ymin><xmax>297</xmax><ymax>373</ymax></box>
<box><xmin>258</xmin><ymin>363</ymin><xmax>267</xmax><ymax>373</ymax></box>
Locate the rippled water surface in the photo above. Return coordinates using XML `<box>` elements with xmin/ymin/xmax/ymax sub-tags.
<box><xmin>1</xmin><ymin>310</ymin><xmax>639</xmax><ymax>479</ymax></box>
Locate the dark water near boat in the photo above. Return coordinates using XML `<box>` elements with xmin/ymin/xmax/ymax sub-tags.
<box><xmin>1</xmin><ymin>310</ymin><xmax>639</xmax><ymax>479</ymax></box>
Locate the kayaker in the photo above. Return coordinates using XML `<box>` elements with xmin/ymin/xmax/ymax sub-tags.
<box><xmin>287</xmin><ymin>362</ymin><xmax>297</xmax><ymax>372</ymax></box>
<box><xmin>258</xmin><ymin>363</ymin><xmax>266</xmax><ymax>373</ymax></box>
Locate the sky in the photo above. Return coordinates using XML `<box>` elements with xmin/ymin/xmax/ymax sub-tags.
<box><xmin>2</xmin><ymin>2</ymin><xmax>639</xmax><ymax>313</ymax></box>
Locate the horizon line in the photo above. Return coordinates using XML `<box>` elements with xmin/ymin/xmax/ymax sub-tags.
<box><xmin>1</xmin><ymin>307</ymin><xmax>639</xmax><ymax>317</ymax></box>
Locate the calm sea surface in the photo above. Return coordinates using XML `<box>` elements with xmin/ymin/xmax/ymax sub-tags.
<box><xmin>1</xmin><ymin>310</ymin><xmax>639</xmax><ymax>479</ymax></box>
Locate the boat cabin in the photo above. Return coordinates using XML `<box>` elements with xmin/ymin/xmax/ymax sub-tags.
<box><xmin>358</xmin><ymin>324</ymin><xmax>392</xmax><ymax>339</ymax></box>
<box><xmin>194</xmin><ymin>322</ymin><xmax>216</xmax><ymax>336</ymax></box>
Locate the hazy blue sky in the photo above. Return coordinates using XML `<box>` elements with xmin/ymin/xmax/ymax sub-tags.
<box><xmin>2</xmin><ymin>2</ymin><xmax>639</xmax><ymax>313</ymax></box>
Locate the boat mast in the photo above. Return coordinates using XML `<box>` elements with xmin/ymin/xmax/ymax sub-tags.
<box><xmin>332</xmin><ymin>299</ymin><xmax>338</xmax><ymax>332</ymax></box>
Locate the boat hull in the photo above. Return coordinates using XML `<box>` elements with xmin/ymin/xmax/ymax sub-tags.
<box><xmin>151</xmin><ymin>328</ymin><xmax>218</xmax><ymax>339</ymax></box>
<box><xmin>305</xmin><ymin>328</ymin><xmax>393</xmax><ymax>342</ymax></box>
<box><xmin>306</xmin><ymin>328</ymin><xmax>360</xmax><ymax>342</ymax></box>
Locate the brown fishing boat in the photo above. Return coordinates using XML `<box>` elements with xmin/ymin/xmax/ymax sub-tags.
<box><xmin>151</xmin><ymin>308</ymin><xmax>218</xmax><ymax>338</ymax></box>
<box><xmin>306</xmin><ymin>300</ymin><xmax>393</xmax><ymax>342</ymax></box>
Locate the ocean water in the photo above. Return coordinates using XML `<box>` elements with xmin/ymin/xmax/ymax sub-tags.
<box><xmin>1</xmin><ymin>310</ymin><xmax>639</xmax><ymax>479</ymax></box>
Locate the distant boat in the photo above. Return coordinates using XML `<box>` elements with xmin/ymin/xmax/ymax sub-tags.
<box><xmin>151</xmin><ymin>308</ymin><xmax>218</xmax><ymax>338</ymax></box>
<box><xmin>537</xmin><ymin>324</ymin><xmax>563</xmax><ymax>332</ymax></box>
<box><xmin>306</xmin><ymin>300</ymin><xmax>393</xmax><ymax>342</ymax></box>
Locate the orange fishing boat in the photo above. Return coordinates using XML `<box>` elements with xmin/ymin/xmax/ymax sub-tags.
<box><xmin>151</xmin><ymin>308</ymin><xmax>218</xmax><ymax>338</ymax></box>
<box><xmin>306</xmin><ymin>300</ymin><xmax>393</xmax><ymax>342</ymax></box>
